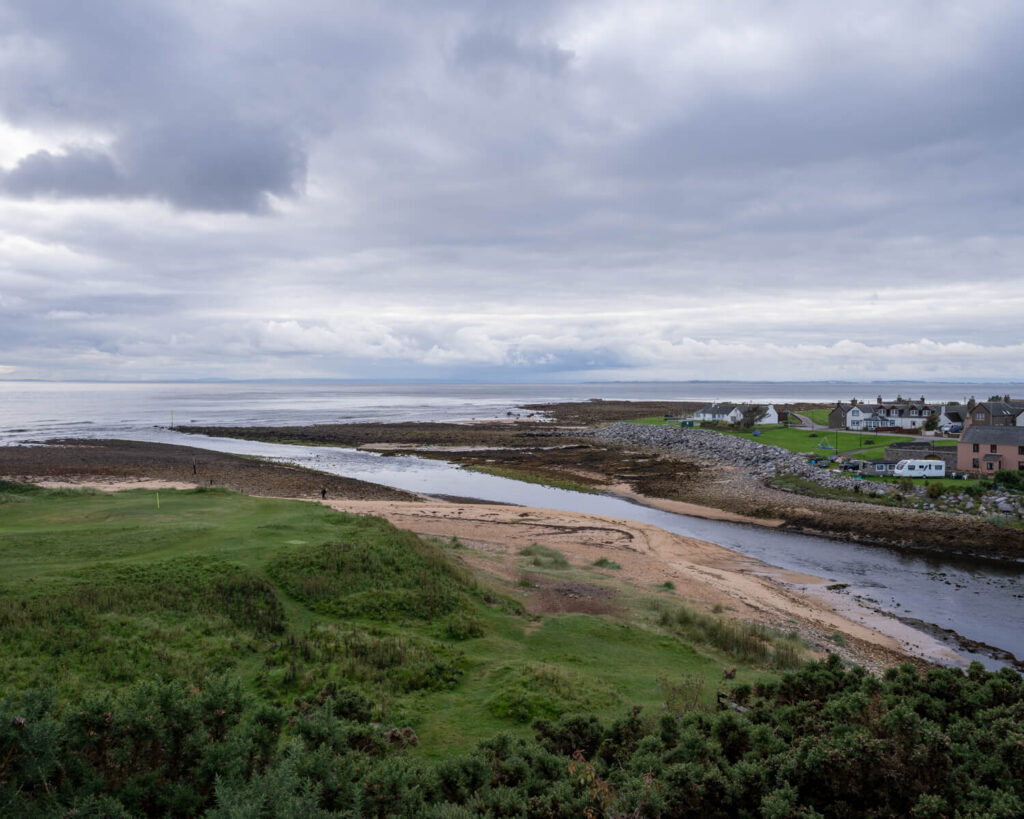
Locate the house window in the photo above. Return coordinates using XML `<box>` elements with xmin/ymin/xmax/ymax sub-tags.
<box><xmin>910</xmin><ymin>410</ymin><xmax>918</xmax><ymax>416</ymax></box>
<box><xmin>1019</xmin><ymin>446</ymin><xmax>1024</xmax><ymax>455</ymax></box>
<box><xmin>990</xmin><ymin>444</ymin><xmax>998</xmax><ymax>453</ymax></box>
<box><xmin>976</xmin><ymin>412</ymin><xmax>985</xmax><ymax>420</ymax></box>
<box><xmin>851</xmin><ymin>409</ymin><xmax>859</xmax><ymax>416</ymax></box>
<box><xmin>1019</xmin><ymin>462</ymin><xmax>1024</xmax><ymax>471</ymax></box>
<box><xmin>972</xmin><ymin>458</ymin><xmax>979</xmax><ymax>468</ymax></box>
<box><xmin>987</xmin><ymin>462</ymin><xmax>994</xmax><ymax>470</ymax></box>
<box><xmin>973</xmin><ymin>444</ymin><xmax>979</xmax><ymax>452</ymax></box>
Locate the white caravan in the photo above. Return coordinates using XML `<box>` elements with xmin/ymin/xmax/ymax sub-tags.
<box><xmin>893</xmin><ymin>459</ymin><xmax>946</xmax><ymax>478</ymax></box>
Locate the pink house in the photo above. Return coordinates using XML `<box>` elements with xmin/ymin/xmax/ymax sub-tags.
<box><xmin>957</xmin><ymin>426</ymin><xmax>1024</xmax><ymax>474</ymax></box>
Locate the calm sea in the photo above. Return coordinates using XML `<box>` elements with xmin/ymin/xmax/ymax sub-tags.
<box><xmin>1</xmin><ymin>379</ymin><xmax>1023</xmax><ymax>445</ymax></box>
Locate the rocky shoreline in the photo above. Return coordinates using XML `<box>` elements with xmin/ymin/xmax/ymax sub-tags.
<box><xmin>586</xmin><ymin>422</ymin><xmax>1023</xmax><ymax>561</ymax></box>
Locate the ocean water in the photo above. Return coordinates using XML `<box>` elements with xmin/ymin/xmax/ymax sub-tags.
<box><xmin>2</xmin><ymin>379</ymin><xmax>1022</xmax><ymax>445</ymax></box>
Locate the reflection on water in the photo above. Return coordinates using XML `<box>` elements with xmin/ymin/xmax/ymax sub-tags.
<box><xmin>112</xmin><ymin>428</ymin><xmax>1024</xmax><ymax>670</ymax></box>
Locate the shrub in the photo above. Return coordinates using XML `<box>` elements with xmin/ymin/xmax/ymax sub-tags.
<box><xmin>592</xmin><ymin>558</ymin><xmax>621</xmax><ymax>570</ymax></box>
<box><xmin>518</xmin><ymin>544</ymin><xmax>569</xmax><ymax>569</ymax></box>
<box><xmin>926</xmin><ymin>482</ymin><xmax>945</xmax><ymax>499</ymax></box>
<box><xmin>994</xmin><ymin>470</ymin><xmax>1024</xmax><ymax>491</ymax></box>
<box><xmin>445</xmin><ymin>614</ymin><xmax>484</xmax><ymax>641</ymax></box>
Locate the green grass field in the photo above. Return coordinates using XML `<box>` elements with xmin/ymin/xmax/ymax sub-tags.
<box><xmin>720</xmin><ymin>426</ymin><xmax>914</xmax><ymax>456</ymax></box>
<box><xmin>800</xmin><ymin>408</ymin><xmax>832</xmax><ymax>425</ymax></box>
<box><xmin>0</xmin><ymin>482</ymin><xmax>804</xmax><ymax>755</ymax></box>
<box><xmin>627</xmin><ymin>415</ymin><xmax>677</xmax><ymax>426</ymax></box>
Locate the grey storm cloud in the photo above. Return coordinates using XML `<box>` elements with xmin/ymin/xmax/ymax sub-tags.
<box><xmin>0</xmin><ymin>0</ymin><xmax>307</xmax><ymax>212</ymax></box>
<box><xmin>0</xmin><ymin>122</ymin><xmax>305</xmax><ymax>211</ymax></box>
<box><xmin>1</xmin><ymin>148</ymin><xmax>123</xmax><ymax>199</ymax></box>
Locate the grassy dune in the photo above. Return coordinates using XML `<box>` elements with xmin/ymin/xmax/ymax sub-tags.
<box><xmin>0</xmin><ymin>481</ymin><xmax>802</xmax><ymax>754</ymax></box>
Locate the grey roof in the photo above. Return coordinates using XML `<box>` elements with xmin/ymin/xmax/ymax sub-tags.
<box><xmin>960</xmin><ymin>425</ymin><xmax>1024</xmax><ymax>446</ymax></box>
<box><xmin>697</xmin><ymin>403</ymin><xmax>743</xmax><ymax>415</ymax></box>
<box><xmin>944</xmin><ymin>410</ymin><xmax>964</xmax><ymax>423</ymax></box>
<box><xmin>976</xmin><ymin>401</ymin><xmax>1019</xmax><ymax>418</ymax></box>
<box><xmin>983</xmin><ymin>453</ymin><xmax>1003</xmax><ymax>461</ymax></box>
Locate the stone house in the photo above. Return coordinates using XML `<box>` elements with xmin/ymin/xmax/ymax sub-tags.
<box><xmin>957</xmin><ymin>426</ymin><xmax>1024</xmax><ymax>474</ymax></box>
<box><xmin>963</xmin><ymin>400</ymin><xmax>1024</xmax><ymax>428</ymax></box>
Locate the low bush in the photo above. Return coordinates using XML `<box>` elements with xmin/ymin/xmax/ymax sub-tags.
<box><xmin>518</xmin><ymin>543</ymin><xmax>569</xmax><ymax>569</ymax></box>
<box><xmin>485</xmin><ymin>664</ymin><xmax>617</xmax><ymax>723</ymax></box>
<box><xmin>5</xmin><ymin>658</ymin><xmax>1022</xmax><ymax>817</ymax></box>
<box><xmin>994</xmin><ymin>470</ymin><xmax>1024</xmax><ymax>491</ymax></box>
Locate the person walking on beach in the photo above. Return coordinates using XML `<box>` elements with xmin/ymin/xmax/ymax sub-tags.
<box><xmin>320</xmin><ymin>487</ymin><xmax>327</xmax><ymax>500</ymax></box>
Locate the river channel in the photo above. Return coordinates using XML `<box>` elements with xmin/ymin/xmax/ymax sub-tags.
<box><xmin>118</xmin><ymin>428</ymin><xmax>1024</xmax><ymax>671</ymax></box>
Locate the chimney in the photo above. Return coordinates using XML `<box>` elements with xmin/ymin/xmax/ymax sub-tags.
<box><xmin>968</xmin><ymin>396</ymin><xmax>976</xmax><ymax>410</ymax></box>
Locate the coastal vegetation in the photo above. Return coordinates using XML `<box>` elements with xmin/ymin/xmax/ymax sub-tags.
<box><xmin>461</xmin><ymin>464</ymin><xmax>599</xmax><ymax>494</ymax></box>
<box><xmin>3</xmin><ymin>482</ymin><xmax>1023</xmax><ymax>815</ymax></box>
<box><xmin>0</xmin><ymin>483</ymin><xmax>787</xmax><ymax>745</ymax></box>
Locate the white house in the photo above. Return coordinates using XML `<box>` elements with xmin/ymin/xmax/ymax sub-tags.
<box><xmin>693</xmin><ymin>403</ymin><xmax>777</xmax><ymax>425</ymax></box>
<box><xmin>829</xmin><ymin>399</ymin><xmax>939</xmax><ymax>431</ymax></box>
<box><xmin>936</xmin><ymin>406</ymin><xmax>965</xmax><ymax>432</ymax></box>
<box><xmin>693</xmin><ymin>403</ymin><xmax>744</xmax><ymax>423</ymax></box>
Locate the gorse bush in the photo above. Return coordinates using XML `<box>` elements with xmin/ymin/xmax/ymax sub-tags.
<box><xmin>3</xmin><ymin>658</ymin><xmax>1022</xmax><ymax>817</ymax></box>
<box><xmin>995</xmin><ymin>469</ymin><xmax>1024</xmax><ymax>491</ymax></box>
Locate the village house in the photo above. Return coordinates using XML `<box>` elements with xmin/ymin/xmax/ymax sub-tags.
<box><xmin>936</xmin><ymin>406</ymin><xmax>965</xmax><ymax>432</ymax></box>
<box><xmin>693</xmin><ymin>403</ymin><xmax>779</xmax><ymax>425</ymax></box>
<box><xmin>957</xmin><ymin>426</ymin><xmax>1024</xmax><ymax>474</ymax></box>
<box><xmin>962</xmin><ymin>398</ymin><xmax>1024</xmax><ymax>428</ymax></box>
<box><xmin>828</xmin><ymin>396</ymin><xmax>938</xmax><ymax>431</ymax></box>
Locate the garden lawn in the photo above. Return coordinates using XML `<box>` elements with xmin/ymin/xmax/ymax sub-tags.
<box><xmin>801</xmin><ymin>408</ymin><xmax>832</xmax><ymax>425</ymax></box>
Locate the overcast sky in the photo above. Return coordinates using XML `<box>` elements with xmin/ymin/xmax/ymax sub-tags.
<box><xmin>2</xmin><ymin>1</ymin><xmax>1023</xmax><ymax>382</ymax></box>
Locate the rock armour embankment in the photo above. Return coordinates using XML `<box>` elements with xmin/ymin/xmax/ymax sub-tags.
<box><xmin>589</xmin><ymin>422</ymin><xmax>870</xmax><ymax>492</ymax></box>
